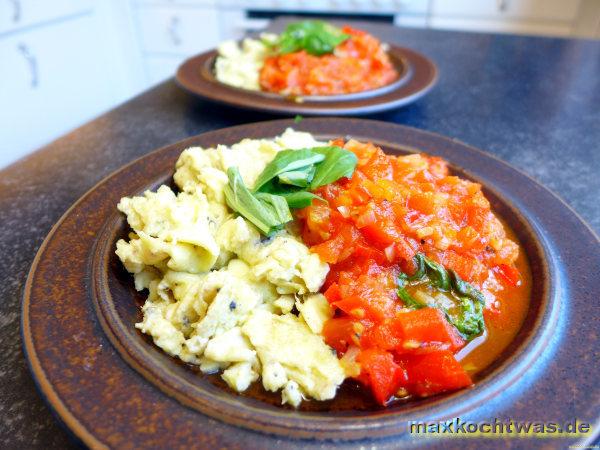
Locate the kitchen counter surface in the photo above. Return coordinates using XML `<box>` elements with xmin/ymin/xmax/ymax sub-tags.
<box><xmin>0</xmin><ymin>21</ymin><xmax>598</xmax><ymax>448</ymax></box>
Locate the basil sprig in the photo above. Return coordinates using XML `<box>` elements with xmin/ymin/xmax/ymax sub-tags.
<box><xmin>276</xmin><ymin>20</ymin><xmax>350</xmax><ymax>56</ymax></box>
<box><xmin>224</xmin><ymin>167</ymin><xmax>291</xmax><ymax>235</ymax></box>
<box><xmin>253</xmin><ymin>149</ymin><xmax>325</xmax><ymax>192</ymax></box>
<box><xmin>398</xmin><ymin>253</ymin><xmax>486</xmax><ymax>340</ymax></box>
<box><xmin>224</xmin><ymin>145</ymin><xmax>357</xmax><ymax>235</ymax></box>
<box><xmin>310</xmin><ymin>146</ymin><xmax>358</xmax><ymax>189</ymax></box>
<box><xmin>254</xmin><ymin>145</ymin><xmax>357</xmax><ymax>209</ymax></box>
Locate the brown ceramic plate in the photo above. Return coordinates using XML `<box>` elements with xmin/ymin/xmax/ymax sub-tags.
<box><xmin>176</xmin><ymin>45</ymin><xmax>437</xmax><ymax>115</ymax></box>
<box><xmin>22</xmin><ymin>119</ymin><xmax>599</xmax><ymax>449</ymax></box>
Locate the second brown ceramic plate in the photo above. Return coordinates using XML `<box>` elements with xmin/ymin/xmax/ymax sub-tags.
<box><xmin>22</xmin><ymin>119</ymin><xmax>600</xmax><ymax>449</ymax></box>
<box><xmin>176</xmin><ymin>45</ymin><xmax>437</xmax><ymax>115</ymax></box>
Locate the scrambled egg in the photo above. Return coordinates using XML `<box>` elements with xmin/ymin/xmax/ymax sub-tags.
<box><xmin>214</xmin><ymin>34</ymin><xmax>276</xmax><ymax>91</ymax></box>
<box><xmin>116</xmin><ymin>129</ymin><xmax>346</xmax><ymax>406</ymax></box>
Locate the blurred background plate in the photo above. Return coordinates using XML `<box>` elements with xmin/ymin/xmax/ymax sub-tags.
<box><xmin>176</xmin><ymin>43</ymin><xmax>437</xmax><ymax>115</ymax></box>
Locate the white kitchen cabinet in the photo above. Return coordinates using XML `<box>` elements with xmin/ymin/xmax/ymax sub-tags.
<box><xmin>144</xmin><ymin>55</ymin><xmax>183</xmax><ymax>84</ymax></box>
<box><xmin>428</xmin><ymin>0</ymin><xmax>586</xmax><ymax>37</ymax></box>
<box><xmin>431</xmin><ymin>0</ymin><xmax>581</xmax><ymax>22</ymax></box>
<box><xmin>135</xmin><ymin>5</ymin><xmax>220</xmax><ymax>55</ymax></box>
<box><xmin>1</xmin><ymin>0</ymin><xmax>597</xmax><ymax>170</ymax></box>
<box><xmin>429</xmin><ymin>17</ymin><xmax>573</xmax><ymax>36</ymax></box>
<box><xmin>0</xmin><ymin>15</ymin><xmax>115</xmax><ymax>166</ymax></box>
<box><xmin>0</xmin><ymin>0</ymin><xmax>92</xmax><ymax>34</ymax></box>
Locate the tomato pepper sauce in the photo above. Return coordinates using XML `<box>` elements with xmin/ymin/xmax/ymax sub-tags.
<box><xmin>259</xmin><ymin>27</ymin><xmax>398</xmax><ymax>96</ymax></box>
<box><xmin>295</xmin><ymin>139</ymin><xmax>531</xmax><ymax>405</ymax></box>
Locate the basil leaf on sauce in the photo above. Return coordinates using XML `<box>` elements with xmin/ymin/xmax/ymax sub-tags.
<box><xmin>397</xmin><ymin>253</ymin><xmax>486</xmax><ymax>340</ymax></box>
<box><xmin>310</xmin><ymin>146</ymin><xmax>358</xmax><ymax>189</ymax></box>
<box><xmin>252</xmin><ymin>149</ymin><xmax>325</xmax><ymax>192</ymax></box>
<box><xmin>277</xmin><ymin>20</ymin><xmax>350</xmax><ymax>56</ymax></box>
<box><xmin>423</xmin><ymin>257</ymin><xmax>451</xmax><ymax>291</ymax></box>
<box><xmin>446</xmin><ymin>295</ymin><xmax>485</xmax><ymax>339</ymax></box>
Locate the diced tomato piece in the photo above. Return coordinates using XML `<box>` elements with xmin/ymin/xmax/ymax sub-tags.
<box><xmin>357</xmin><ymin>348</ymin><xmax>408</xmax><ymax>405</ymax></box>
<box><xmin>322</xmin><ymin>318</ymin><xmax>357</xmax><ymax>354</ymax></box>
<box><xmin>360</xmin><ymin>220</ymin><xmax>402</xmax><ymax>247</ymax></box>
<box><xmin>311</xmin><ymin>234</ymin><xmax>345</xmax><ymax>264</ymax></box>
<box><xmin>352</xmin><ymin>243</ymin><xmax>387</xmax><ymax>265</ymax></box>
<box><xmin>492</xmin><ymin>239</ymin><xmax>520</xmax><ymax>266</ymax></box>
<box><xmin>333</xmin><ymin>280</ymin><xmax>398</xmax><ymax>323</ymax></box>
<box><xmin>401</xmin><ymin>351</ymin><xmax>472</xmax><ymax>397</ymax></box>
<box><xmin>330</xmin><ymin>138</ymin><xmax>345</xmax><ymax>147</ymax></box>
<box><xmin>345</xmin><ymin>139</ymin><xmax>378</xmax><ymax>164</ymax></box>
<box><xmin>408</xmin><ymin>192</ymin><xmax>435</xmax><ymax>215</ymax></box>
<box><xmin>361</xmin><ymin>151</ymin><xmax>394</xmax><ymax>181</ymax></box>
<box><xmin>395</xmin><ymin>308</ymin><xmax>465</xmax><ymax>352</ymax></box>
<box><xmin>426</xmin><ymin>156</ymin><xmax>449</xmax><ymax>179</ymax></box>
<box><xmin>324</xmin><ymin>283</ymin><xmax>342</xmax><ymax>303</ymax></box>
<box><xmin>495</xmin><ymin>264</ymin><xmax>521</xmax><ymax>287</ymax></box>
<box><xmin>361</xmin><ymin>320</ymin><xmax>403</xmax><ymax>350</ymax></box>
<box><xmin>436</xmin><ymin>250</ymin><xmax>484</xmax><ymax>283</ymax></box>
<box><xmin>394</xmin><ymin>237</ymin><xmax>418</xmax><ymax>262</ymax></box>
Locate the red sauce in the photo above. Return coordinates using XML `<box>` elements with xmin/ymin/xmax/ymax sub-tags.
<box><xmin>295</xmin><ymin>139</ymin><xmax>530</xmax><ymax>405</ymax></box>
<box><xmin>259</xmin><ymin>27</ymin><xmax>398</xmax><ymax>96</ymax></box>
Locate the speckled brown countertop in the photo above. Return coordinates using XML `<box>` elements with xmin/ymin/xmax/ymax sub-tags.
<box><xmin>1</xmin><ymin>21</ymin><xmax>598</xmax><ymax>448</ymax></box>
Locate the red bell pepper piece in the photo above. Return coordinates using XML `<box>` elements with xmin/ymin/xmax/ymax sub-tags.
<box><xmin>402</xmin><ymin>351</ymin><xmax>472</xmax><ymax>397</ymax></box>
<box><xmin>395</xmin><ymin>308</ymin><xmax>465</xmax><ymax>352</ymax></box>
<box><xmin>357</xmin><ymin>348</ymin><xmax>408</xmax><ymax>405</ymax></box>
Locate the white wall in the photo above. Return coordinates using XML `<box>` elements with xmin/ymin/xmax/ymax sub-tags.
<box><xmin>1</xmin><ymin>0</ymin><xmax>598</xmax><ymax>169</ymax></box>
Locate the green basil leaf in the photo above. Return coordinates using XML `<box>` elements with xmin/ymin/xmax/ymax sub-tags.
<box><xmin>444</xmin><ymin>297</ymin><xmax>485</xmax><ymax>339</ymax></box>
<box><xmin>397</xmin><ymin>273</ymin><xmax>425</xmax><ymax>309</ymax></box>
<box><xmin>277</xmin><ymin>20</ymin><xmax>350</xmax><ymax>56</ymax></box>
<box><xmin>254</xmin><ymin>192</ymin><xmax>293</xmax><ymax>224</ymax></box>
<box><xmin>281</xmin><ymin>191</ymin><xmax>324</xmax><ymax>209</ymax></box>
<box><xmin>277</xmin><ymin>165</ymin><xmax>316</xmax><ymax>188</ymax></box>
<box><xmin>310</xmin><ymin>146</ymin><xmax>358</xmax><ymax>189</ymax></box>
<box><xmin>423</xmin><ymin>256</ymin><xmax>451</xmax><ymax>291</ymax></box>
<box><xmin>253</xmin><ymin>149</ymin><xmax>325</xmax><ymax>192</ymax></box>
<box><xmin>256</xmin><ymin>179</ymin><xmax>323</xmax><ymax>208</ymax></box>
<box><xmin>450</xmin><ymin>270</ymin><xmax>486</xmax><ymax>305</ymax></box>
<box><xmin>224</xmin><ymin>167</ymin><xmax>287</xmax><ymax>235</ymax></box>
<box><xmin>397</xmin><ymin>253</ymin><xmax>486</xmax><ymax>341</ymax></box>
<box><xmin>408</xmin><ymin>253</ymin><xmax>427</xmax><ymax>281</ymax></box>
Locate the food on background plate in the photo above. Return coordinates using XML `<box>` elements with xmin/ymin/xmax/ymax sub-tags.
<box><xmin>215</xmin><ymin>20</ymin><xmax>398</xmax><ymax>97</ymax></box>
<box><xmin>116</xmin><ymin>129</ymin><xmax>530</xmax><ymax>408</ymax></box>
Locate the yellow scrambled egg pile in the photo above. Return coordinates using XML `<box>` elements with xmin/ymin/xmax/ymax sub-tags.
<box><xmin>214</xmin><ymin>34</ymin><xmax>276</xmax><ymax>91</ymax></box>
<box><xmin>116</xmin><ymin>129</ymin><xmax>346</xmax><ymax>406</ymax></box>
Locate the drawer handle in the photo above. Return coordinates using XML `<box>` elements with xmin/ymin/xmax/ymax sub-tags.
<box><xmin>18</xmin><ymin>43</ymin><xmax>38</xmax><ymax>88</ymax></box>
<box><xmin>168</xmin><ymin>16</ymin><xmax>181</xmax><ymax>46</ymax></box>
<box><xmin>9</xmin><ymin>0</ymin><xmax>21</xmax><ymax>22</ymax></box>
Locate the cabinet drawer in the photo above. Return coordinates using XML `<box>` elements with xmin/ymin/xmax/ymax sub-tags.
<box><xmin>431</xmin><ymin>0</ymin><xmax>580</xmax><ymax>22</ymax></box>
<box><xmin>0</xmin><ymin>16</ymin><xmax>115</xmax><ymax>166</ymax></box>
<box><xmin>0</xmin><ymin>0</ymin><xmax>92</xmax><ymax>35</ymax></box>
<box><xmin>136</xmin><ymin>6</ymin><xmax>221</xmax><ymax>55</ymax></box>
